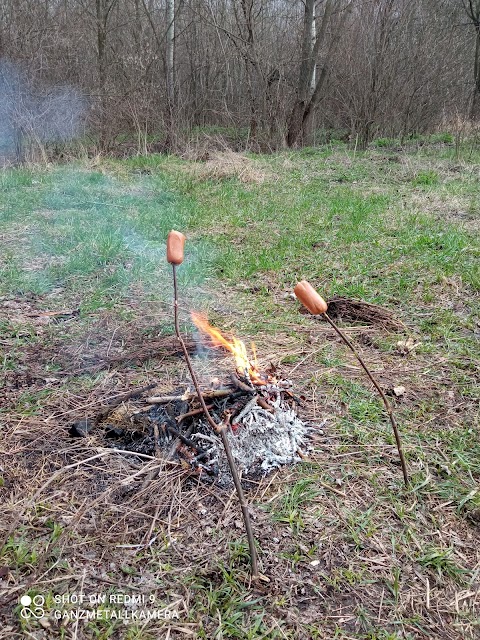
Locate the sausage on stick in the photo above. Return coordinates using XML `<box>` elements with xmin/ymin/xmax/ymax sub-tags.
<box><xmin>294</xmin><ymin>280</ymin><xmax>409</xmax><ymax>486</ymax></box>
<box><xmin>168</xmin><ymin>231</ymin><xmax>259</xmax><ymax>577</ymax></box>
<box><xmin>167</xmin><ymin>230</ymin><xmax>186</xmax><ymax>265</ymax></box>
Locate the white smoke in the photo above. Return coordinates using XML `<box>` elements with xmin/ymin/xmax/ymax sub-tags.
<box><xmin>0</xmin><ymin>59</ymin><xmax>85</xmax><ymax>163</ymax></box>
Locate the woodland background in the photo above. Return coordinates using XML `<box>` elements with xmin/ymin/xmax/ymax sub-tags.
<box><xmin>1</xmin><ymin>0</ymin><xmax>480</xmax><ymax>156</ymax></box>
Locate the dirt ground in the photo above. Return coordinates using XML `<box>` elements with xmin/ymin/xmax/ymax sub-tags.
<box><xmin>1</xmin><ymin>289</ymin><xmax>479</xmax><ymax>639</ymax></box>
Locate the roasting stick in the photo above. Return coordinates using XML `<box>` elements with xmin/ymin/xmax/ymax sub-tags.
<box><xmin>294</xmin><ymin>280</ymin><xmax>409</xmax><ymax>487</ymax></box>
<box><xmin>167</xmin><ymin>230</ymin><xmax>259</xmax><ymax>578</ymax></box>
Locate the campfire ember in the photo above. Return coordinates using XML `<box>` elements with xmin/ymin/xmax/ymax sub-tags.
<box><xmin>105</xmin><ymin>377</ymin><xmax>311</xmax><ymax>487</ymax></box>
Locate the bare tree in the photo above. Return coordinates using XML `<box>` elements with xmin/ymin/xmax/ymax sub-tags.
<box><xmin>0</xmin><ymin>0</ymin><xmax>474</xmax><ymax>152</ymax></box>
<box><xmin>286</xmin><ymin>0</ymin><xmax>353</xmax><ymax>147</ymax></box>
<box><xmin>95</xmin><ymin>0</ymin><xmax>120</xmax><ymax>146</ymax></box>
<box><xmin>462</xmin><ymin>0</ymin><xmax>480</xmax><ymax>116</ymax></box>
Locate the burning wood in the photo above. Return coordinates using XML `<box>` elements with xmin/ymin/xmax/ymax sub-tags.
<box><xmin>191</xmin><ymin>312</ymin><xmax>267</xmax><ymax>385</ymax></box>
<box><xmin>185</xmin><ymin>313</ymin><xmax>312</xmax><ymax>478</ymax></box>
<box><xmin>97</xmin><ymin>304</ymin><xmax>311</xmax><ymax>482</ymax></box>
<box><xmin>104</xmin><ymin>375</ymin><xmax>311</xmax><ymax>484</ymax></box>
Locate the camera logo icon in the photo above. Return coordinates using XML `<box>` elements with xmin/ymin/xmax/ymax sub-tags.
<box><xmin>20</xmin><ymin>594</ymin><xmax>45</xmax><ymax>619</ymax></box>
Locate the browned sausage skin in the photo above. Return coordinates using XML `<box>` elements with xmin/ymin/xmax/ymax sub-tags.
<box><xmin>294</xmin><ymin>280</ymin><xmax>328</xmax><ymax>315</ymax></box>
<box><xmin>167</xmin><ymin>230</ymin><xmax>186</xmax><ymax>265</ymax></box>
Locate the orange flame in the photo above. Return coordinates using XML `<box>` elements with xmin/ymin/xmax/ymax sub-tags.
<box><xmin>191</xmin><ymin>312</ymin><xmax>265</xmax><ymax>385</ymax></box>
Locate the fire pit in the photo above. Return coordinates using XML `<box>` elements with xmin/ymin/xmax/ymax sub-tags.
<box><xmin>102</xmin><ymin>314</ymin><xmax>312</xmax><ymax>488</ymax></box>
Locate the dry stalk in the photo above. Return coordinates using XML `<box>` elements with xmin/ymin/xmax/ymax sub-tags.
<box><xmin>171</xmin><ymin>265</ymin><xmax>259</xmax><ymax>577</ymax></box>
<box><xmin>323</xmin><ymin>312</ymin><xmax>409</xmax><ymax>486</ymax></box>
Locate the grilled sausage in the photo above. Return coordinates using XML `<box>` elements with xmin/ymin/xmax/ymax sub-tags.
<box><xmin>294</xmin><ymin>280</ymin><xmax>328</xmax><ymax>315</ymax></box>
<box><xmin>167</xmin><ymin>230</ymin><xmax>186</xmax><ymax>265</ymax></box>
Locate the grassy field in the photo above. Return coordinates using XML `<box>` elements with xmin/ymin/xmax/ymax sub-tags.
<box><xmin>0</xmin><ymin>141</ymin><xmax>479</xmax><ymax>639</ymax></box>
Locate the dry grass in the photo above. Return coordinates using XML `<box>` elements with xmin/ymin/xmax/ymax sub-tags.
<box><xmin>188</xmin><ymin>151</ymin><xmax>268</xmax><ymax>184</ymax></box>
<box><xmin>325</xmin><ymin>297</ymin><xmax>406</xmax><ymax>331</ymax></box>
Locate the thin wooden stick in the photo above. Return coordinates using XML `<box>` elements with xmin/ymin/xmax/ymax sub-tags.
<box><xmin>323</xmin><ymin>312</ymin><xmax>409</xmax><ymax>486</ymax></box>
<box><xmin>172</xmin><ymin>264</ymin><xmax>259</xmax><ymax>578</ymax></box>
<box><xmin>146</xmin><ymin>389</ymin><xmax>234</xmax><ymax>404</ymax></box>
<box><xmin>176</xmin><ymin>405</ymin><xmax>214</xmax><ymax>422</ymax></box>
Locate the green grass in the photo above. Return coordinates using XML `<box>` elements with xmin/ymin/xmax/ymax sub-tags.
<box><xmin>0</xmin><ymin>163</ymin><xmax>214</xmax><ymax>310</ymax></box>
<box><xmin>1</xmin><ymin>144</ymin><xmax>480</xmax><ymax>639</ymax></box>
<box><xmin>271</xmin><ymin>477</ymin><xmax>320</xmax><ymax>533</ymax></box>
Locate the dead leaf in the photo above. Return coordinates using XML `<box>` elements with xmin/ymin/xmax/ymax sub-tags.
<box><xmin>396</xmin><ymin>337</ymin><xmax>421</xmax><ymax>355</ymax></box>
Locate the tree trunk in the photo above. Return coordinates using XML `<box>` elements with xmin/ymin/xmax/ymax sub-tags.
<box><xmin>471</xmin><ymin>25</ymin><xmax>480</xmax><ymax>117</ymax></box>
<box><xmin>287</xmin><ymin>0</ymin><xmax>351</xmax><ymax>148</ymax></box>
<box><xmin>96</xmin><ymin>0</ymin><xmax>106</xmax><ymax>120</ymax></box>
<box><xmin>463</xmin><ymin>1</ymin><xmax>480</xmax><ymax>118</ymax></box>
<box><xmin>166</xmin><ymin>0</ymin><xmax>175</xmax><ymax>106</ymax></box>
<box><xmin>96</xmin><ymin>0</ymin><xmax>114</xmax><ymax>148</ymax></box>
<box><xmin>165</xmin><ymin>0</ymin><xmax>176</xmax><ymax>148</ymax></box>
<box><xmin>286</xmin><ymin>0</ymin><xmax>317</xmax><ymax>147</ymax></box>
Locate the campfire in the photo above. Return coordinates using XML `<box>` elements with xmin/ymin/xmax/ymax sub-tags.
<box><xmin>102</xmin><ymin>313</ymin><xmax>311</xmax><ymax>487</ymax></box>
<box><xmin>69</xmin><ymin>230</ymin><xmax>314</xmax><ymax>577</ymax></box>
<box><xmin>68</xmin><ymin>230</ymin><xmax>407</xmax><ymax>579</ymax></box>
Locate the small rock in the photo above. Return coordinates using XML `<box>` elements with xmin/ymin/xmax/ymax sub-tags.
<box><xmin>69</xmin><ymin>419</ymin><xmax>95</xmax><ymax>437</ymax></box>
<box><xmin>393</xmin><ymin>386</ymin><xmax>406</xmax><ymax>397</ymax></box>
<box><xmin>105</xmin><ymin>426</ymin><xmax>125</xmax><ymax>439</ymax></box>
<box><xmin>309</xmin><ymin>560</ymin><xmax>320</xmax><ymax>567</ymax></box>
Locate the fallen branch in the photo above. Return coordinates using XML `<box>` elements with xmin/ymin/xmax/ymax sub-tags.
<box><xmin>70</xmin><ymin>384</ymin><xmax>157</xmax><ymax>435</ymax></box>
<box><xmin>164</xmin><ymin>423</ymin><xmax>207</xmax><ymax>455</ymax></box>
<box><xmin>95</xmin><ymin>383</ymin><xmax>156</xmax><ymax>421</ymax></box>
<box><xmin>146</xmin><ymin>389</ymin><xmax>234</xmax><ymax>404</ymax></box>
<box><xmin>230</xmin><ymin>372</ymin><xmax>255</xmax><ymax>393</ymax></box>
<box><xmin>176</xmin><ymin>404</ymin><xmax>214</xmax><ymax>423</ymax></box>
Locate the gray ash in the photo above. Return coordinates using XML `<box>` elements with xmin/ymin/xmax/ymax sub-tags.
<box><xmin>105</xmin><ymin>378</ymin><xmax>312</xmax><ymax>487</ymax></box>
